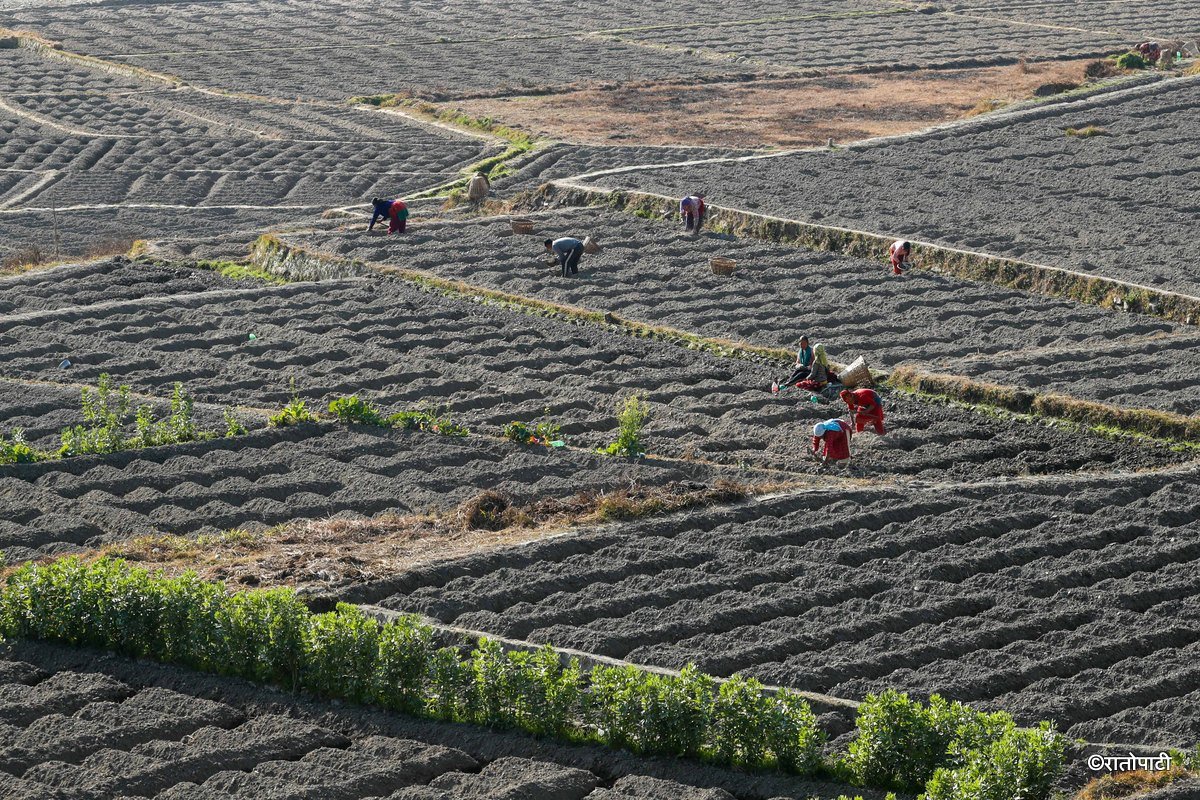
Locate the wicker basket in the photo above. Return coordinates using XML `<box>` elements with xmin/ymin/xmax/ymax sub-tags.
<box><xmin>511</xmin><ymin>218</ymin><xmax>535</xmax><ymax>235</ymax></box>
<box><xmin>710</xmin><ymin>257</ymin><xmax>737</xmax><ymax>276</ymax></box>
<box><xmin>839</xmin><ymin>356</ymin><xmax>872</xmax><ymax>389</ymax></box>
<box><xmin>583</xmin><ymin>236</ymin><xmax>602</xmax><ymax>255</ymax></box>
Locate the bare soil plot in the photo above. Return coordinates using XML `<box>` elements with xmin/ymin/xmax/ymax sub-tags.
<box><xmin>459</xmin><ymin>61</ymin><xmax>1097</xmax><ymax>149</ymax></box>
<box><xmin>0</xmin><ymin>46</ymin><xmax>496</xmax><ymax>260</ymax></box>
<box><xmin>497</xmin><ymin>144</ymin><xmax>757</xmax><ymax>194</ymax></box>
<box><xmin>1</xmin><ymin>0</ymin><xmax>1167</xmax><ymax>103</ymax></box>
<box><xmin>0</xmin><ymin>421</ymin><xmax>733</xmax><ymax>564</ymax></box>
<box><xmin>375</xmin><ymin>465</ymin><xmax>1200</xmax><ymax>747</ymax></box>
<box><xmin>944</xmin><ymin>0</ymin><xmax>1200</xmax><ymax>40</ymax></box>
<box><xmin>0</xmin><ymin>273</ymin><xmax>1182</xmax><ymax>479</ymax></box>
<box><xmin>286</xmin><ymin>211</ymin><xmax>1200</xmax><ymax>416</ymax></box>
<box><xmin>0</xmin><ymin>259</ymin><xmax>246</xmax><ymax>316</ymax></box>
<box><xmin>1</xmin><ymin>640</ymin><xmax>859</xmax><ymax>799</ymax></box>
<box><xmin>587</xmin><ymin>75</ymin><xmax>1200</xmax><ymax>297</ymax></box>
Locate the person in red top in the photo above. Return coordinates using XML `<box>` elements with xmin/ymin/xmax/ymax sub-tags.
<box><xmin>889</xmin><ymin>239</ymin><xmax>911</xmax><ymax>275</ymax></box>
<box><xmin>812</xmin><ymin>418</ymin><xmax>852</xmax><ymax>465</ymax></box>
<box><xmin>841</xmin><ymin>388</ymin><xmax>886</xmax><ymax>435</ymax></box>
<box><xmin>369</xmin><ymin>197</ymin><xmax>409</xmax><ymax>234</ymax></box>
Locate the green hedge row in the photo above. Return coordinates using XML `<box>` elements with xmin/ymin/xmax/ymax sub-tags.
<box><xmin>0</xmin><ymin>558</ymin><xmax>1067</xmax><ymax>798</ymax></box>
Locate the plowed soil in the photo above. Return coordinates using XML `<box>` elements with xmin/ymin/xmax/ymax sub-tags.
<box><xmin>285</xmin><ymin>211</ymin><xmax>1200</xmax><ymax>416</ymax></box>
<box><xmin>376</xmin><ymin>465</ymin><xmax>1200</xmax><ymax>748</ymax></box>
<box><xmin>0</xmin><ymin>640</ymin><xmax>872</xmax><ymax>799</ymax></box>
<box><xmin>587</xmin><ymin>76</ymin><xmax>1200</xmax><ymax>297</ymax></box>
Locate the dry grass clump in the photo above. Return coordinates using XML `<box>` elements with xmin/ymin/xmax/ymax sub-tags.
<box><xmin>88</xmin><ymin>480</ymin><xmax>764</xmax><ymax>591</ymax></box>
<box><xmin>965</xmin><ymin>98</ymin><xmax>1008</xmax><ymax>117</ymax></box>
<box><xmin>1</xmin><ymin>244</ymin><xmax>48</xmax><ymax>274</ymax></box>
<box><xmin>1065</xmin><ymin>125</ymin><xmax>1109</xmax><ymax>138</ymax></box>
<box><xmin>1074</xmin><ymin>767</ymin><xmax>1192</xmax><ymax>799</ymax></box>
<box><xmin>888</xmin><ymin>366</ymin><xmax>1200</xmax><ymax>443</ymax></box>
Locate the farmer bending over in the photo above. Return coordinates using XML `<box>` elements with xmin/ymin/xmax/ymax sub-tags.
<box><xmin>680</xmin><ymin>194</ymin><xmax>707</xmax><ymax>235</ymax></box>
<box><xmin>545</xmin><ymin>237</ymin><xmax>585</xmax><ymax>278</ymax></box>
<box><xmin>369</xmin><ymin>197</ymin><xmax>409</xmax><ymax>234</ymax></box>
<box><xmin>841</xmin><ymin>388</ymin><xmax>886</xmax><ymax>435</ymax></box>
<box><xmin>812</xmin><ymin>418</ymin><xmax>852</xmax><ymax>466</ymax></box>
<box><xmin>889</xmin><ymin>239</ymin><xmax>911</xmax><ymax>275</ymax></box>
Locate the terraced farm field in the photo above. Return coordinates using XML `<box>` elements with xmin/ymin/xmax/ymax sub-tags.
<box><xmin>1</xmin><ymin>641</ymin><xmax>860</xmax><ymax>800</ymax></box>
<box><xmin>587</xmin><ymin>75</ymin><xmax>1200</xmax><ymax>297</ymax></box>
<box><xmin>0</xmin><ymin>266</ymin><xmax>1180</xmax><ymax>481</ymax></box>
<box><xmin>376</xmin><ymin>465</ymin><xmax>1200</xmax><ymax>748</ymax></box>
<box><xmin>284</xmin><ymin>211</ymin><xmax>1200</xmax><ymax>416</ymax></box>
<box><xmin>3</xmin><ymin>1</ymin><xmax>1200</xmax><ymax>797</ymax></box>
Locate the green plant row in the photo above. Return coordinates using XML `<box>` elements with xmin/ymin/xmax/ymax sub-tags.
<box><xmin>2</xmin><ymin>375</ymin><xmax>249</xmax><ymax>465</ymax></box>
<box><xmin>0</xmin><ymin>557</ymin><xmax>1070</xmax><ymax>799</ymax></box>
<box><xmin>327</xmin><ymin>394</ymin><xmax>468</xmax><ymax>437</ymax></box>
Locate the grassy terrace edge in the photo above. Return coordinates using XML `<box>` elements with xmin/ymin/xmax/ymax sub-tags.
<box><xmin>527</xmin><ymin>183</ymin><xmax>1200</xmax><ymax>327</ymax></box>
<box><xmin>246</xmin><ymin>234</ymin><xmax>1200</xmax><ymax>445</ymax></box>
<box><xmin>0</xmin><ymin>556</ymin><xmax>1074</xmax><ymax>800</ymax></box>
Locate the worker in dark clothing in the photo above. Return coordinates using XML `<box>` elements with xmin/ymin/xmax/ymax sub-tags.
<box><xmin>369</xmin><ymin>197</ymin><xmax>409</xmax><ymax>234</ymax></box>
<box><xmin>545</xmin><ymin>237</ymin><xmax>584</xmax><ymax>277</ymax></box>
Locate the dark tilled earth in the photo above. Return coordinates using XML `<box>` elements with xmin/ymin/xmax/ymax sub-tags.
<box><xmin>0</xmin><ymin>262</ymin><xmax>1183</xmax><ymax>480</ymax></box>
<box><xmin>283</xmin><ymin>211</ymin><xmax>1200</xmax><ymax>416</ymax></box>
<box><xmin>586</xmin><ymin>76</ymin><xmax>1200</xmax><ymax>298</ymax></box>
<box><xmin>0</xmin><ymin>641</ymin><xmax>879</xmax><ymax>800</ymax></box>
<box><xmin>374</xmin><ymin>465</ymin><xmax>1200</xmax><ymax>748</ymax></box>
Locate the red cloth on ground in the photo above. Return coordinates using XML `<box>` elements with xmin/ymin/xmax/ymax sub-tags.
<box><xmin>812</xmin><ymin>421</ymin><xmax>851</xmax><ymax>460</ymax></box>
<box><xmin>796</xmin><ymin>379</ymin><xmax>826</xmax><ymax>392</ymax></box>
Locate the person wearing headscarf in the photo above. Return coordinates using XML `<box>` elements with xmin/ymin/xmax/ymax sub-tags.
<box><xmin>812</xmin><ymin>418</ymin><xmax>852</xmax><ymax>465</ymax></box>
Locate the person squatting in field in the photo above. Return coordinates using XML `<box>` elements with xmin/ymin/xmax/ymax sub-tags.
<box><xmin>680</xmin><ymin>194</ymin><xmax>706</xmax><ymax>234</ymax></box>
<box><xmin>545</xmin><ymin>237</ymin><xmax>585</xmax><ymax>277</ymax></box>
<box><xmin>812</xmin><ymin>418</ymin><xmax>852</xmax><ymax>465</ymax></box>
<box><xmin>841</xmin><ymin>388</ymin><xmax>886</xmax><ymax>434</ymax></box>
<box><xmin>791</xmin><ymin>343</ymin><xmax>833</xmax><ymax>392</ymax></box>
<box><xmin>889</xmin><ymin>239</ymin><xmax>911</xmax><ymax>275</ymax></box>
<box><xmin>773</xmin><ymin>337</ymin><xmax>814</xmax><ymax>393</ymax></box>
<box><xmin>369</xmin><ymin>198</ymin><xmax>409</xmax><ymax>234</ymax></box>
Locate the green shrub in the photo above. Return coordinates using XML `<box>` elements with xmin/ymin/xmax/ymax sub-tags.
<box><xmin>923</xmin><ymin>722</ymin><xmax>1067</xmax><ymax>800</ymax></box>
<box><xmin>589</xmin><ymin>663</ymin><xmax>712</xmax><ymax>757</ymax></box>
<box><xmin>374</xmin><ymin>614</ymin><xmax>434</xmax><ymax>714</ymax></box>
<box><xmin>0</xmin><ymin>428</ymin><xmax>43</xmax><ymax>464</ymax></box>
<box><xmin>388</xmin><ymin>407</ymin><xmax>469</xmax><ymax>437</ymax></box>
<box><xmin>707</xmin><ymin>678</ymin><xmax>824</xmax><ymax>772</ymax></box>
<box><xmin>303</xmin><ymin>603</ymin><xmax>380</xmax><ymax>703</ymax></box>
<box><xmin>846</xmin><ymin>690</ymin><xmax>1003</xmax><ymax>791</ymax></box>
<box><xmin>427</xmin><ymin>646</ymin><xmax>473</xmax><ymax>721</ymax></box>
<box><xmin>0</xmin><ymin>557</ymin><xmax>1067</xmax><ymax>795</ymax></box>
<box><xmin>60</xmin><ymin>373</ymin><xmax>131</xmax><ymax>456</ymax></box>
<box><xmin>503</xmin><ymin>420</ymin><xmax>533</xmax><ymax>443</ymax></box>
<box><xmin>224</xmin><ymin>409</ymin><xmax>247</xmax><ymax>438</ymax></box>
<box><xmin>270</xmin><ymin>384</ymin><xmax>318</xmax><ymax>427</ymax></box>
<box><xmin>768</xmin><ymin>688</ymin><xmax>827</xmax><ymax>774</ymax></box>
<box><xmin>328</xmin><ymin>394</ymin><xmax>387</xmax><ymax>426</ymax></box>
<box><xmin>1114</xmin><ymin>51</ymin><xmax>1148</xmax><ymax>70</ymax></box>
<box><xmin>600</xmin><ymin>393</ymin><xmax>650</xmax><ymax>457</ymax></box>
<box><xmin>504</xmin><ymin>414</ymin><xmax>564</xmax><ymax>446</ymax></box>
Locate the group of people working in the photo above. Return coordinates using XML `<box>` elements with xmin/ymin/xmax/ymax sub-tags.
<box><xmin>773</xmin><ymin>338</ymin><xmax>887</xmax><ymax>468</ymax></box>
